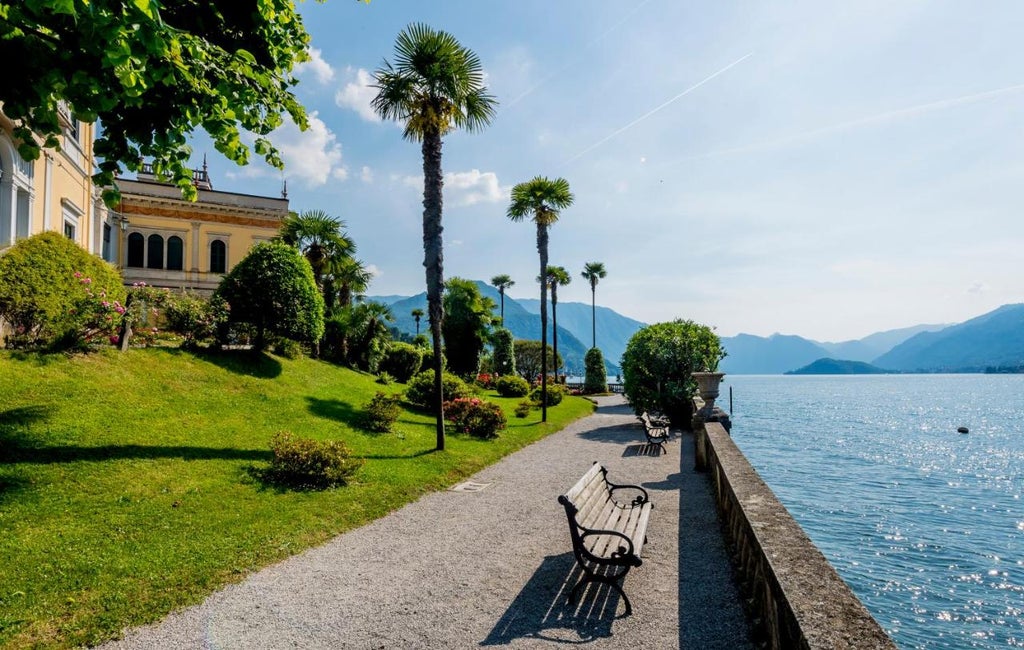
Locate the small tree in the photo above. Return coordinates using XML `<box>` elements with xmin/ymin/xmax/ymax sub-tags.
<box><xmin>0</xmin><ymin>232</ymin><xmax>125</xmax><ymax>349</ymax></box>
<box><xmin>442</xmin><ymin>278</ymin><xmax>494</xmax><ymax>379</ymax></box>
<box><xmin>514</xmin><ymin>340</ymin><xmax>562</xmax><ymax>383</ymax></box>
<box><xmin>584</xmin><ymin>348</ymin><xmax>608</xmax><ymax>394</ymax></box>
<box><xmin>380</xmin><ymin>342</ymin><xmax>425</xmax><ymax>383</ymax></box>
<box><xmin>620</xmin><ymin>319</ymin><xmax>725</xmax><ymax>428</ymax></box>
<box><xmin>491</xmin><ymin>327</ymin><xmax>515</xmax><ymax>377</ymax></box>
<box><xmin>214</xmin><ymin>241</ymin><xmax>324</xmax><ymax>351</ymax></box>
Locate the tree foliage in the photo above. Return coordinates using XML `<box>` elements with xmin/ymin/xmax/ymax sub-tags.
<box><xmin>214</xmin><ymin>241</ymin><xmax>324</xmax><ymax>350</ymax></box>
<box><xmin>0</xmin><ymin>0</ymin><xmax>353</xmax><ymax>204</ymax></box>
<box><xmin>442</xmin><ymin>277</ymin><xmax>494</xmax><ymax>379</ymax></box>
<box><xmin>490</xmin><ymin>327</ymin><xmax>515</xmax><ymax>377</ymax></box>
<box><xmin>584</xmin><ymin>347</ymin><xmax>608</xmax><ymax>394</ymax></box>
<box><xmin>0</xmin><ymin>231</ymin><xmax>125</xmax><ymax>348</ymax></box>
<box><xmin>620</xmin><ymin>319</ymin><xmax>725</xmax><ymax>428</ymax></box>
<box><xmin>513</xmin><ymin>340</ymin><xmax>562</xmax><ymax>383</ymax></box>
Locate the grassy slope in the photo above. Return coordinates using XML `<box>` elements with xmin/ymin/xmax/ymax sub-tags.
<box><xmin>0</xmin><ymin>349</ymin><xmax>593</xmax><ymax>648</ymax></box>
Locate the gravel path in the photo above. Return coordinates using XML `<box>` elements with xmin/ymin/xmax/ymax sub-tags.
<box><xmin>102</xmin><ymin>396</ymin><xmax>753</xmax><ymax>649</ymax></box>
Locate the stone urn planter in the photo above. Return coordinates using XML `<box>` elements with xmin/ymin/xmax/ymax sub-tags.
<box><xmin>692</xmin><ymin>371</ymin><xmax>726</xmax><ymax>418</ymax></box>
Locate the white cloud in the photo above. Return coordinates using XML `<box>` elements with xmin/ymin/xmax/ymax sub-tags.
<box><xmin>270</xmin><ymin>111</ymin><xmax>347</xmax><ymax>188</ymax></box>
<box><xmin>366</xmin><ymin>264</ymin><xmax>381</xmax><ymax>278</ymax></box>
<box><xmin>360</xmin><ymin>166</ymin><xmax>374</xmax><ymax>183</ymax></box>
<box><xmin>335</xmin><ymin>67</ymin><xmax>380</xmax><ymax>123</ymax></box>
<box><xmin>296</xmin><ymin>48</ymin><xmax>335</xmax><ymax>85</ymax></box>
<box><xmin>401</xmin><ymin>170</ymin><xmax>508</xmax><ymax>206</ymax></box>
<box><xmin>967</xmin><ymin>282</ymin><xmax>991</xmax><ymax>294</ymax></box>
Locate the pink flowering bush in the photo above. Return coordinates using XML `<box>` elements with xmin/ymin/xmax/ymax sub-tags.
<box><xmin>443</xmin><ymin>397</ymin><xmax>507</xmax><ymax>439</ymax></box>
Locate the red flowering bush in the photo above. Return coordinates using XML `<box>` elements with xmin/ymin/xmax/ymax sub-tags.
<box><xmin>443</xmin><ymin>397</ymin><xmax>506</xmax><ymax>439</ymax></box>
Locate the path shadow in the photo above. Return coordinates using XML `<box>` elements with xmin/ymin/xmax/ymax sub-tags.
<box><xmin>593</xmin><ymin>401</ymin><xmax>635</xmax><ymax>416</ymax></box>
<box><xmin>622</xmin><ymin>443</ymin><xmax>664</xmax><ymax>458</ymax></box>
<box><xmin>481</xmin><ymin>553</ymin><xmax>625</xmax><ymax>646</ymax></box>
<box><xmin>576</xmin><ymin>423</ymin><xmax>640</xmax><ymax>445</ymax></box>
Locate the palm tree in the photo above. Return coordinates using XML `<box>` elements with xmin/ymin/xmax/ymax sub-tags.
<box><xmin>507</xmin><ymin>176</ymin><xmax>574</xmax><ymax>422</ymax></box>
<box><xmin>490</xmin><ymin>274</ymin><xmax>514</xmax><ymax>324</ymax></box>
<box><xmin>541</xmin><ymin>266</ymin><xmax>571</xmax><ymax>381</ymax></box>
<box><xmin>581</xmin><ymin>262</ymin><xmax>607</xmax><ymax>349</ymax></box>
<box><xmin>373</xmin><ymin>23</ymin><xmax>496</xmax><ymax>451</ymax></box>
<box><xmin>333</xmin><ymin>257</ymin><xmax>373</xmax><ymax>309</ymax></box>
<box><xmin>411</xmin><ymin>308</ymin><xmax>424</xmax><ymax>335</ymax></box>
<box><xmin>277</xmin><ymin>209</ymin><xmax>355</xmax><ymax>292</ymax></box>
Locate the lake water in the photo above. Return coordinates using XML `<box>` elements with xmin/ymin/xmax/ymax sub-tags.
<box><xmin>723</xmin><ymin>375</ymin><xmax>1024</xmax><ymax>649</ymax></box>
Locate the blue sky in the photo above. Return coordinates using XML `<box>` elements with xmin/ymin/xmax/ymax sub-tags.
<box><xmin>192</xmin><ymin>1</ymin><xmax>1024</xmax><ymax>342</ymax></box>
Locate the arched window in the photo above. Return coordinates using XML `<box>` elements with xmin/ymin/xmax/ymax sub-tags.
<box><xmin>127</xmin><ymin>233</ymin><xmax>144</xmax><ymax>268</ymax></box>
<box><xmin>167</xmin><ymin>236</ymin><xmax>184</xmax><ymax>271</ymax></box>
<box><xmin>210</xmin><ymin>239</ymin><xmax>226</xmax><ymax>274</ymax></box>
<box><xmin>147</xmin><ymin>234</ymin><xmax>164</xmax><ymax>269</ymax></box>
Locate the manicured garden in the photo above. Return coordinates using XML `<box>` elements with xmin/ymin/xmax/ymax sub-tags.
<box><xmin>0</xmin><ymin>348</ymin><xmax>593</xmax><ymax>649</ymax></box>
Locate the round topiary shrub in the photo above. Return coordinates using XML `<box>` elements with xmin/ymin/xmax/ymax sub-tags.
<box><xmin>404</xmin><ymin>370</ymin><xmax>473</xmax><ymax>410</ymax></box>
<box><xmin>379</xmin><ymin>341</ymin><xmax>424</xmax><ymax>383</ymax></box>
<box><xmin>530</xmin><ymin>384</ymin><xmax>565</xmax><ymax>407</ymax></box>
<box><xmin>263</xmin><ymin>431</ymin><xmax>363</xmax><ymax>490</ymax></box>
<box><xmin>443</xmin><ymin>397</ymin><xmax>507</xmax><ymax>439</ymax></box>
<box><xmin>360</xmin><ymin>392</ymin><xmax>402</xmax><ymax>433</ymax></box>
<box><xmin>495</xmin><ymin>375</ymin><xmax>530</xmax><ymax>398</ymax></box>
<box><xmin>620</xmin><ymin>319</ymin><xmax>725</xmax><ymax>428</ymax></box>
<box><xmin>0</xmin><ymin>232</ymin><xmax>127</xmax><ymax>349</ymax></box>
<box><xmin>583</xmin><ymin>347</ymin><xmax>608</xmax><ymax>394</ymax></box>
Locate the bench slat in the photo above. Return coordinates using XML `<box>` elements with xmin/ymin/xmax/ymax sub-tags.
<box><xmin>564</xmin><ymin>463</ymin><xmax>605</xmax><ymax>503</ymax></box>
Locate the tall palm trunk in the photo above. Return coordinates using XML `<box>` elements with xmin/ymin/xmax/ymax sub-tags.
<box><xmin>422</xmin><ymin>129</ymin><xmax>446</xmax><ymax>450</ymax></box>
<box><xmin>551</xmin><ymin>283</ymin><xmax>559</xmax><ymax>382</ymax></box>
<box><xmin>499</xmin><ymin>291</ymin><xmax>505</xmax><ymax>324</ymax></box>
<box><xmin>537</xmin><ymin>222</ymin><xmax>549</xmax><ymax>422</ymax></box>
<box><xmin>590</xmin><ymin>284</ymin><xmax>596</xmax><ymax>349</ymax></box>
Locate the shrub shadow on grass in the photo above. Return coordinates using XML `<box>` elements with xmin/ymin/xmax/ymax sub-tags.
<box><xmin>1</xmin><ymin>439</ymin><xmax>270</xmax><ymax>465</ymax></box>
<box><xmin>306</xmin><ymin>396</ymin><xmax>359</xmax><ymax>424</ymax></box>
<box><xmin>187</xmin><ymin>347</ymin><xmax>283</xmax><ymax>379</ymax></box>
<box><xmin>0</xmin><ymin>473</ymin><xmax>31</xmax><ymax>504</ymax></box>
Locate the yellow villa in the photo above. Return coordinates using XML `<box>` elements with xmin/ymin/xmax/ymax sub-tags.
<box><xmin>1</xmin><ymin>108</ymin><xmax>289</xmax><ymax>294</ymax></box>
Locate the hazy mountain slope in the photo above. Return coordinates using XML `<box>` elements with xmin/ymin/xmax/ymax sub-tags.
<box><xmin>819</xmin><ymin>324</ymin><xmax>949</xmax><ymax>361</ymax></box>
<box><xmin>515</xmin><ymin>298</ymin><xmax>645</xmax><ymax>365</ymax></box>
<box><xmin>720</xmin><ymin>333</ymin><xmax>832</xmax><ymax>374</ymax></box>
<box><xmin>872</xmin><ymin>304</ymin><xmax>1024</xmax><ymax>371</ymax></box>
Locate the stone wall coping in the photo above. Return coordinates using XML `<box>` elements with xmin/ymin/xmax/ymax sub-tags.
<box><xmin>703</xmin><ymin>422</ymin><xmax>897</xmax><ymax>649</ymax></box>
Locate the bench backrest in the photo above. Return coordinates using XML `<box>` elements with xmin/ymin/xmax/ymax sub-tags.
<box><xmin>559</xmin><ymin>462</ymin><xmax>615</xmax><ymax>532</ymax></box>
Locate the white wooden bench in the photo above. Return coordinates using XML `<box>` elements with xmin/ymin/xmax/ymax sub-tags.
<box><xmin>557</xmin><ymin>462</ymin><xmax>653</xmax><ymax>614</ymax></box>
<box><xmin>637</xmin><ymin>412</ymin><xmax>670</xmax><ymax>453</ymax></box>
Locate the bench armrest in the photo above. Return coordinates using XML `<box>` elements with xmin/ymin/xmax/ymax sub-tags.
<box><xmin>580</xmin><ymin>528</ymin><xmax>639</xmax><ymax>563</ymax></box>
<box><xmin>607</xmin><ymin>481</ymin><xmax>650</xmax><ymax>507</ymax></box>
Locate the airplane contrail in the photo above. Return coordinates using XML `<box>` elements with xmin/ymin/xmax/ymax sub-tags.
<box><xmin>505</xmin><ymin>0</ymin><xmax>655</xmax><ymax>109</ymax></box>
<box><xmin>561</xmin><ymin>52</ymin><xmax>754</xmax><ymax>167</ymax></box>
<box><xmin>661</xmin><ymin>82</ymin><xmax>1024</xmax><ymax>166</ymax></box>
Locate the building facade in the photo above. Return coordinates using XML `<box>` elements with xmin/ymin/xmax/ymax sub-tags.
<box><xmin>1</xmin><ymin>105</ymin><xmax>102</xmax><ymax>255</ymax></box>
<box><xmin>2</xmin><ymin>110</ymin><xmax>288</xmax><ymax>294</ymax></box>
<box><xmin>112</xmin><ymin>164</ymin><xmax>289</xmax><ymax>293</ymax></box>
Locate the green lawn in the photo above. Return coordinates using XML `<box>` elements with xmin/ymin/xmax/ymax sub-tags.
<box><xmin>0</xmin><ymin>348</ymin><xmax>594</xmax><ymax>648</ymax></box>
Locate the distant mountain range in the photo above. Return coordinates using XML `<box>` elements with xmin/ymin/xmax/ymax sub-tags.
<box><xmin>370</xmin><ymin>281</ymin><xmax>645</xmax><ymax>374</ymax></box>
<box><xmin>373</xmin><ymin>285</ymin><xmax>1024</xmax><ymax>375</ymax></box>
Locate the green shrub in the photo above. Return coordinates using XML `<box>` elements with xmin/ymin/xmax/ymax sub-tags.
<box><xmin>530</xmin><ymin>383</ymin><xmax>566</xmax><ymax>407</ymax></box>
<box><xmin>376</xmin><ymin>372</ymin><xmax>394</xmax><ymax>385</ymax></box>
<box><xmin>443</xmin><ymin>397</ymin><xmax>506</xmax><ymax>439</ymax></box>
<box><xmin>162</xmin><ymin>292</ymin><xmax>228</xmax><ymax>348</ymax></box>
<box><xmin>621</xmin><ymin>319</ymin><xmax>725</xmax><ymax>428</ymax></box>
<box><xmin>404</xmin><ymin>370</ymin><xmax>473</xmax><ymax>410</ymax></box>
<box><xmin>495</xmin><ymin>375</ymin><xmax>530</xmax><ymax>398</ymax></box>
<box><xmin>214</xmin><ymin>241</ymin><xmax>324</xmax><ymax>350</ymax></box>
<box><xmin>272</xmin><ymin>337</ymin><xmax>304</xmax><ymax>359</ymax></box>
<box><xmin>0</xmin><ymin>232</ymin><xmax>126</xmax><ymax>349</ymax></box>
<box><xmin>379</xmin><ymin>342</ymin><xmax>423</xmax><ymax>383</ymax></box>
<box><xmin>584</xmin><ymin>347</ymin><xmax>608</xmax><ymax>394</ymax></box>
<box><xmin>263</xmin><ymin>432</ymin><xmax>362</xmax><ymax>489</ymax></box>
<box><xmin>514</xmin><ymin>401</ymin><xmax>533</xmax><ymax>418</ymax></box>
<box><xmin>361</xmin><ymin>392</ymin><xmax>402</xmax><ymax>433</ymax></box>
<box><xmin>491</xmin><ymin>327</ymin><xmax>515</xmax><ymax>377</ymax></box>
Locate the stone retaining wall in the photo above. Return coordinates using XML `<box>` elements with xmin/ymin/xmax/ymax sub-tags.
<box><xmin>696</xmin><ymin>422</ymin><xmax>897</xmax><ymax>650</ymax></box>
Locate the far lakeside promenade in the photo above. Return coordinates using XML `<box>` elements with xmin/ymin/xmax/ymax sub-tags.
<box><xmin>102</xmin><ymin>395</ymin><xmax>754</xmax><ymax>649</ymax></box>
